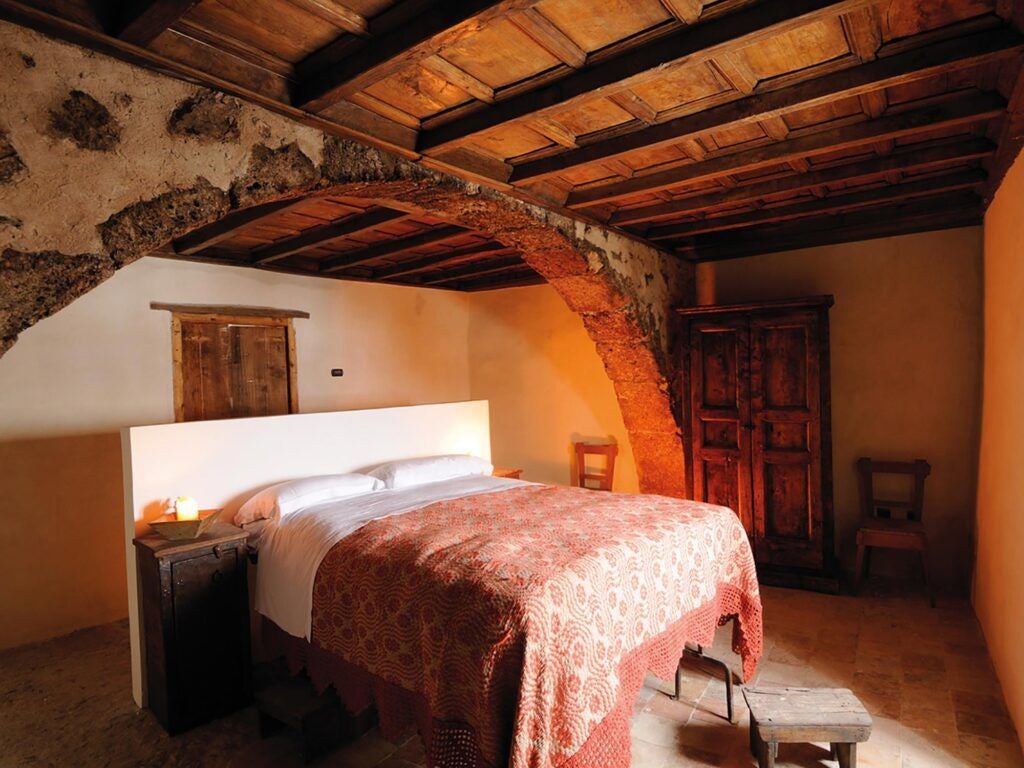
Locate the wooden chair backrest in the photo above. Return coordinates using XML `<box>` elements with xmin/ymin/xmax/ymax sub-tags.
<box><xmin>574</xmin><ymin>442</ymin><xmax>618</xmax><ymax>491</ymax></box>
<box><xmin>856</xmin><ymin>457</ymin><xmax>931</xmax><ymax>522</ymax></box>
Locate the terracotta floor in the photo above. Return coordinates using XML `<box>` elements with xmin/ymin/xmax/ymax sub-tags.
<box><xmin>1</xmin><ymin>583</ymin><xmax>1021</xmax><ymax>768</ymax></box>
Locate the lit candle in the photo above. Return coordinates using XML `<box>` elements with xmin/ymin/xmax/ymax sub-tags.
<box><xmin>173</xmin><ymin>496</ymin><xmax>200</xmax><ymax>521</ymax></box>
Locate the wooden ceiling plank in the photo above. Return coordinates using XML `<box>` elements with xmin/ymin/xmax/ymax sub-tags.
<box><xmin>252</xmin><ymin>208</ymin><xmax>410</xmax><ymax>264</ymax></box>
<box><xmin>647</xmin><ymin>168</ymin><xmax>986</xmax><ymax>239</ymax></box>
<box><xmin>173</xmin><ymin>197</ymin><xmax>314</xmax><ymax>255</ymax></box>
<box><xmin>508</xmin><ymin>7</ymin><xmax>586</xmax><ymax>68</ymax></box>
<box><xmin>418</xmin><ymin>0</ymin><xmax>877</xmax><ymax>153</ymax></box>
<box><xmin>567</xmin><ymin>89</ymin><xmax>1006</xmax><ymax>208</ymax></box>
<box><xmin>510</xmin><ymin>28</ymin><xmax>1023</xmax><ymax>183</ymax></box>
<box><xmin>296</xmin><ymin>0</ymin><xmax>537</xmax><ymax>113</ymax></box>
<box><xmin>286</xmin><ymin>0</ymin><xmax>368</xmax><ymax>37</ymax></box>
<box><xmin>691</xmin><ymin>193</ymin><xmax>983</xmax><ymax>260</ymax></box>
<box><xmin>320</xmin><ymin>225</ymin><xmax>468</xmax><ymax>272</ymax></box>
<box><xmin>111</xmin><ymin>0</ymin><xmax>202</xmax><ymax>46</ymax></box>
<box><xmin>458</xmin><ymin>270</ymin><xmax>545</xmax><ymax>291</ymax></box>
<box><xmin>420</xmin><ymin>255</ymin><xmax>526</xmax><ymax>284</ymax></box>
<box><xmin>609</xmin><ymin>138</ymin><xmax>996</xmax><ymax>225</ymax></box>
<box><xmin>374</xmin><ymin>241</ymin><xmax>514</xmax><ymax>279</ymax></box>
<box><xmin>421</xmin><ymin>55</ymin><xmax>495</xmax><ymax>102</ymax></box>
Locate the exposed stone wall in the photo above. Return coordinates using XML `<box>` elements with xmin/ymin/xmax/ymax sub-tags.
<box><xmin>0</xmin><ymin>21</ymin><xmax>694</xmax><ymax>495</ymax></box>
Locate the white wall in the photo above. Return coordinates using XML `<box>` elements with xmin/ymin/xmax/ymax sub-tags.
<box><xmin>0</xmin><ymin>257</ymin><xmax>471</xmax><ymax>440</ymax></box>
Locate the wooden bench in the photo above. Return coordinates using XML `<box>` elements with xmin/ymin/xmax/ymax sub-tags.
<box><xmin>743</xmin><ymin>687</ymin><xmax>872</xmax><ymax>768</ymax></box>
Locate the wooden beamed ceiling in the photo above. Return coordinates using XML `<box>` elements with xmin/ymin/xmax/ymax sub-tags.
<box><xmin>159</xmin><ymin>195</ymin><xmax>545</xmax><ymax>290</ymax></box>
<box><xmin>5</xmin><ymin>0</ymin><xmax>1023</xmax><ymax>276</ymax></box>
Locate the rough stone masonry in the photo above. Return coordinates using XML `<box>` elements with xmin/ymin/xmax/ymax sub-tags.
<box><xmin>0</xmin><ymin>21</ymin><xmax>695</xmax><ymax>496</ymax></box>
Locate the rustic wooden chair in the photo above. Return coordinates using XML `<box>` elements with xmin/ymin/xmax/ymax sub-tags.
<box><xmin>853</xmin><ymin>458</ymin><xmax>934</xmax><ymax>607</ymax></box>
<box><xmin>573</xmin><ymin>442</ymin><xmax>617</xmax><ymax>491</ymax></box>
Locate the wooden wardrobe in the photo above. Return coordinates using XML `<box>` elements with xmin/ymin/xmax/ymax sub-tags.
<box><xmin>676</xmin><ymin>296</ymin><xmax>837</xmax><ymax>591</ymax></box>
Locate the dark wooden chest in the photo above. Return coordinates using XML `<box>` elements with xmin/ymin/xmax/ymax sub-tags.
<box><xmin>134</xmin><ymin>523</ymin><xmax>251</xmax><ymax>734</ymax></box>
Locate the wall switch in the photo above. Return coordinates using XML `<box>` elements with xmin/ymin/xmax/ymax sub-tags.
<box><xmin>331</xmin><ymin>368</ymin><xmax>344</xmax><ymax>377</ymax></box>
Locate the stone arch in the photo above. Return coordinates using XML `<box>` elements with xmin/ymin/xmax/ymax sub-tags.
<box><xmin>3</xmin><ymin>140</ymin><xmax>689</xmax><ymax>497</ymax></box>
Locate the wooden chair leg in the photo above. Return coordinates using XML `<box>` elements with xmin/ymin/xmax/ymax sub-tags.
<box><xmin>919</xmin><ymin>549</ymin><xmax>935</xmax><ymax>608</ymax></box>
<box><xmin>854</xmin><ymin>543</ymin><xmax>867</xmax><ymax>593</ymax></box>
<box><xmin>834</xmin><ymin>742</ymin><xmax>856</xmax><ymax>768</ymax></box>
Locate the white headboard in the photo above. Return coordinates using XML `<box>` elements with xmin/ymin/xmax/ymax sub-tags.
<box><xmin>121</xmin><ymin>400</ymin><xmax>491</xmax><ymax>706</ymax></box>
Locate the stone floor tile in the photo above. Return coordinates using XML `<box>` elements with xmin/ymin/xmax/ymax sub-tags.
<box><xmin>958</xmin><ymin>733</ymin><xmax>1024</xmax><ymax>768</ymax></box>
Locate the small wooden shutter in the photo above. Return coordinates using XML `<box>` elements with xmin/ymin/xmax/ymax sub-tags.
<box><xmin>173</xmin><ymin>314</ymin><xmax>297</xmax><ymax>422</ymax></box>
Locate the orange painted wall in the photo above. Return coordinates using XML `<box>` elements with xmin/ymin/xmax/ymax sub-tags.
<box><xmin>467</xmin><ymin>284</ymin><xmax>640</xmax><ymax>492</ymax></box>
<box><xmin>975</xmin><ymin>148</ymin><xmax>1024</xmax><ymax>748</ymax></box>
<box><xmin>706</xmin><ymin>227</ymin><xmax>984</xmax><ymax>591</ymax></box>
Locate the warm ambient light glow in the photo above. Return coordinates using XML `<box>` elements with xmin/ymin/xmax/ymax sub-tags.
<box><xmin>172</xmin><ymin>496</ymin><xmax>200</xmax><ymax>521</ymax></box>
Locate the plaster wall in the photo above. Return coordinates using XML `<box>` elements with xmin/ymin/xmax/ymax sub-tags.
<box><xmin>975</xmin><ymin>147</ymin><xmax>1024</xmax><ymax>749</ymax></box>
<box><xmin>469</xmin><ymin>284</ymin><xmax>640</xmax><ymax>492</ymax></box>
<box><xmin>705</xmin><ymin>226</ymin><xmax>984</xmax><ymax>592</ymax></box>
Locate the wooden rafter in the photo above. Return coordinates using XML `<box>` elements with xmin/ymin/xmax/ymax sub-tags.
<box><xmin>690</xmin><ymin>191</ymin><xmax>983</xmax><ymax>261</ymax></box>
<box><xmin>287</xmin><ymin>0</ymin><xmax>369</xmax><ymax>37</ymax></box>
<box><xmin>568</xmin><ymin>90</ymin><xmax>1006</xmax><ymax>208</ymax></box>
<box><xmin>610</xmin><ymin>138</ymin><xmax>996</xmax><ymax>226</ymax></box>
<box><xmin>110</xmin><ymin>0</ymin><xmax>202</xmax><ymax>46</ymax></box>
<box><xmin>374</xmin><ymin>241</ymin><xmax>515</xmax><ymax>279</ymax></box>
<box><xmin>251</xmin><ymin>208</ymin><xmax>410</xmax><ymax>264</ymax></box>
<box><xmin>420</xmin><ymin>255</ymin><xmax>527</xmax><ymax>284</ymax></box>
<box><xmin>297</xmin><ymin>0</ymin><xmax>537</xmax><ymax>113</ymax></box>
<box><xmin>456</xmin><ymin>268</ymin><xmax>545</xmax><ymax>291</ymax></box>
<box><xmin>320</xmin><ymin>225</ymin><xmax>468</xmax><ymax>272</ymax></box>
<box><xmin>647</xmin><ymin>168</ymin><xmax>986</xmax><ymax>240</ymax></box>
<box><xmin>173</xmin><ymin>198</ymin><xmax>312</xmax><ymax>255</ymax></box>
<box><xmin>417</xmin><ymin>0</ymin><xmax>876</xmax><ymax>153</ymax></box>
<box><xmin>509</xmin><ymin>29</ymin><xmax>1023</xmax><ymax>183</ymax></box>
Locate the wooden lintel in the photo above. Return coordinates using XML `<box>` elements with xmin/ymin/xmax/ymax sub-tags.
<box><xmin>150</xmin><ymin>302</ymin><xmax>311</xmax><ymax>319</ymax></box>
<box><xmin>510</xmin><ymin>28</ymin><xmax>1023</xmax><ymax>183</ymax></box>
<box><xmin>568</xmin><ymin>90</ymin><xmax>1006</xmax><ymax>207</ymax></box>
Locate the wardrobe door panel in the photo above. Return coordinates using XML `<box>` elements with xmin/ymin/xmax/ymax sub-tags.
<box><xmin>688</xmin><ymin>318</ymin><xmax>753</xmax><ymax>536</ymax></box>
<box><xmin>750</xmin><ymin>310</ymin><xmax>823</xmax><ymax>569</ymax></box>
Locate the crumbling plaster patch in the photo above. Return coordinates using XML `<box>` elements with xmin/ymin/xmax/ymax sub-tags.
<box><xmin>0</xmin><ymin>20</ymin><xmax>694</xmax><ymax>496</ymax></box>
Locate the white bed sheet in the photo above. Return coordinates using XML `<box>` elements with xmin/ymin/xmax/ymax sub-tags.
<box><xmin>256</xmin><ymin>474</ymin><xmax>531</xmax><ymax>639</ymax></box>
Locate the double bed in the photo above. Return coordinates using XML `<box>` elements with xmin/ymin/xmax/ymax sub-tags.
<box><xmin>121</xmin><ymin>403</ymin><xmax>762</xmax><ymax>768</ymax></box>
<box><xmin>252</xmin><ymin>470</ymin><xmax>762</xmax><ymax>768</ymax></box>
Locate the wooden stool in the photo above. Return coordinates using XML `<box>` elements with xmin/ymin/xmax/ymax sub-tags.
<box><xmin>743</xmin><ymin>687</ymin><xmax>872</xmax><ymax>768</ymax></box>
<box><xmin>573</xmin><ymin>441</ymin><xmax>617</xmax><ymax>490</ymax></box>
<box><xmin>256</xmin><ymin>676</ymin><xmax>373</xmax><ymax>763</ymax></box>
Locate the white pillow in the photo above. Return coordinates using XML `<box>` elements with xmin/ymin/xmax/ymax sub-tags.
<box><xmin>234</xmin><ymin>473</ymin><xmax>383</xmax><ymax>526</ymax></box>
<box><xmin>367</xmin><ymin>454</ymin><xmax>493</xmax><ymax>490</ymax></box>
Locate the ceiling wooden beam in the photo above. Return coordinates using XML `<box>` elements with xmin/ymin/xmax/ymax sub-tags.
<box><xmin>690</xmin><ymin>191</ymin><xmax>983</xmax><ymax>261</ymax></box>
<box><xmin>983</xmin><ymin>54</ymin><xmax>1024</xmax><ymax>203</ymax></box>
<box><xmin>610</xmin><ymin>138</ymin><xmax>995</xmax><ymax>226</ymax></box>
<box><xmin>320</xmin><ymin>225</ymin><xmax>468</xmax><ymax>272</ymax></box>
<box><xmin>457</xmin><ymin>269</ymin><xmax>545</xmax><ymax>291</ymax></box>
<box><xmin>420</xmin><ymin>255</ymin><xmax>526</xmax><ymax>284</ymax></box>
<box><xmin>647</xmin><ymin>168</ymin><xmax>986</xmax><ymax>240</ymax></box>
<box><xmin>296</xmin><ymin>0</ymin><xmax>537</xmax><ymax>113</ymax></box>
<box><xmin>251</xmin><ymin>208</ymin><xmax>409</xmax><ymax>264</ymax></box>
<box><xmin>173</xmin><ymin>197</ymin><xmax>312</xmax><ymax>255</ymax></box>
<box><xmin>568</xmin><ymin>90</ymin><xmax>1006</xmax><ymax>208</ymax></box>
<box><xmin>510</xmin><ymin>28</ymin><xmax>1023</xmax><ymax>183</ymax></box>
<box><xmin>287</xmin><ymin>0</ymin><xmax>369</xmax><ymax>37</ymax></box>
<box><xmin>111</xmin><ymin>0</ymin><xmax>202</xmax><ymax>46</ymax></box>
<box><xmin>374</xmin><ymin>241</ymin><xmax>514</xmax><ymax>279</ymax></box>
<box><xmin>417</xmin><ymin>0</ymin><xmax>875</xmax><ymax>153</ymax></box>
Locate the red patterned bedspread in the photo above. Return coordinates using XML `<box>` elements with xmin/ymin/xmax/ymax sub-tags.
<box><xmin>308</xmin><ymin>484</ymin><xmax>762</xmax><ymax>768</ymax></box>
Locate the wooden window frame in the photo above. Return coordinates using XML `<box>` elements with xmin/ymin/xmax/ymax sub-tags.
<box><xmin>152</xmin><ymin>303</ymin><xmax>307</xmax><ymax>423</ymax></box>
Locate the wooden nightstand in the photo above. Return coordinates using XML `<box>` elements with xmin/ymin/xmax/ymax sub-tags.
<box><xmin>134</xmin><ymin>523</ymin><xmax>251</xmax><ymax>734</ymax></box>
<box><xmin>493</xmin><ymin>467</ymin><xmax>523</xmax><ymax>479</ymax></box>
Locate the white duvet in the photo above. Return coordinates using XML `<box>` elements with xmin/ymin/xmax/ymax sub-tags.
<box><xmin>256</xmin><ymin>474</ymin><xmax>531</xmax><ymax>639</ymax></box>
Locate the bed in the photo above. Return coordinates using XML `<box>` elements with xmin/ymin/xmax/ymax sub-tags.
<box><xmin>253</xmin><ymin>472</ymin><xmax>762</xmax><ymax>768</ymax></box>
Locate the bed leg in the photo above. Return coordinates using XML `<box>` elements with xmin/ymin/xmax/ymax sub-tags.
<box><xmin>679</xmin><ymin>644</ymin><xmax>736</xmax><ymax>724</ymax></box>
